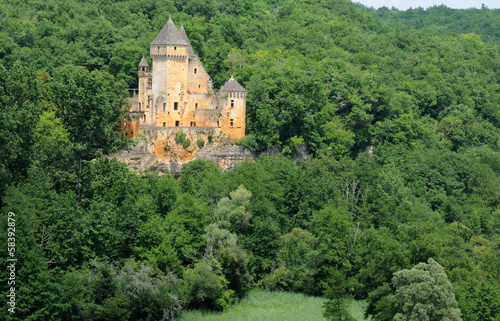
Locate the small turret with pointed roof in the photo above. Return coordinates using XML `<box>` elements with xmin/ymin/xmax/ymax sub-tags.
<box><xmin>179</xmin><ymin>24</ymin><xmax>196</xmax><ymax>57</ymax></box>
<box><xmin>220</xmin><ymin>76</ymin><xmax>246</xmax><ymax>92</ymax></box>
<box><xmin>150</xmin><ymin>17</ymin><xmax>189</xmax><ymax>46</ymax></box>
<box><xmin>138</xmin><ymin>54</ymin><xmax>149</xmax><ymax>67</ymax></box>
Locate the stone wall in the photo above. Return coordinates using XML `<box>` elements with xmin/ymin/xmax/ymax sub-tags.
<box><xmin>140</xmin><ymin>125</ymin><xmax>222</xmax><ymax>162</ymax></box>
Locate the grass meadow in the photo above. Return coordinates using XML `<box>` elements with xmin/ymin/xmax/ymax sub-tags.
<box><xmin>174</xmin><ymin>290</ymin><xmax>371</xmax><ymax>321</ymax></box>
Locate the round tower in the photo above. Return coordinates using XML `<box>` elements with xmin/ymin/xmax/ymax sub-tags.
<box><xmin>219</xmin><ymin>76</ymin><xmax>247</xmax><ymax>139</ymax></box>
<box><xmin>138</xmin><ymin>55</ymin><xmax>150</xmax><ymax>118</ymax></box>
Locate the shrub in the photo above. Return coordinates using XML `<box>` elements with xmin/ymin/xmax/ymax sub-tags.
<box><xmin>175</xmin><ymin>130</ymin><xmax>186</xmax><ymax>145</ymax></box>
<box><xmin>183</xmin><ymin>138</ymin><xmax>191</xmax><ymax>148</ymax></box>
<box><xmin>197</xmin><ymin>138</ymin><xmax>205</xmax><ymax>149</ymax></box>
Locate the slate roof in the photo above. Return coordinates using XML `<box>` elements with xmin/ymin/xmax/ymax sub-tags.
<box><xmin>179</xmin><ymin>24</ymin><xmax>196</xmax><ymax>57</ymax></box>
<box><xmin>220</xmin><ymin>76</ymin><xmax>246</xmax><ymax>92</ymax></box>
<box><xmin>150</xmin><ymin>17</ymin><xmax>189</xmax><ymax>46</ymax></box>
<box><xmin>138</xmin><ymin>55</ymin><xmax>149</xmax><ymax>67</ymax></box>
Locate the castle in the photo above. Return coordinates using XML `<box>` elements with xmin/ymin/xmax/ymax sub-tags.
<box><xmin>127</xmin><ymin>17</ymin><xmax>246</xmax><ymax>159</ymax></box>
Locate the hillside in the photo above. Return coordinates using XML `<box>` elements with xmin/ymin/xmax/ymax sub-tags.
<box><xmin>0</xmin><ymin>1</ymin><xmax>499</xmax><ymax>321</ymax></box>
<box><xmin>365</xmin><ymin>5</ymin><xmax>500</xmax><ymax>46</ymax></box>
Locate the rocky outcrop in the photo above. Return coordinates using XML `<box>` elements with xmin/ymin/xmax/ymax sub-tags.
<box><xmin>194</xmin><ymin>141</ymin><xmax>256</xmax><ymax>170</ymax></box>
<box><xmin>111</xmin><ymin>139</ymin><xmax>309</xmax><ymax>176</ymax></box>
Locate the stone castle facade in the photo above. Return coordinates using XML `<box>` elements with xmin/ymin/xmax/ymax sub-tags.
<box><xmin>127</xmin><ymin>18</ymin><xmax>246</xmax><ymax>160</ymax></box>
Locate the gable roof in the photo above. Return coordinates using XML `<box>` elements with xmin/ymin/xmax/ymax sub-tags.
<box><xmin>150</xmin><ymin>17</ymin><xmax>189</xmax><ymax>46</ymax></box>
<box><xmin>220</xmin><ymin>76</ymin><xmax>246</xmax><ymax>92</ymax></box>
<box><xmin>179</xmin><ymin>24</ymin><xmax>196</xmax><ymax>57</ymax></box>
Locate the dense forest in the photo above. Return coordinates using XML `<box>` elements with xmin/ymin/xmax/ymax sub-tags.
<box><xmin>0</xmin><ymin>0</ymin><xmax>499</xmax><ymax>320</ymax></box>
<box><xmin>366</xmin><ymin>5</ymin><xmax>500</xmax><ymax>46</ymax></box>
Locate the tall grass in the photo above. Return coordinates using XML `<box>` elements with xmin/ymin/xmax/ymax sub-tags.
<box><xmin>174</xmin><ymin>290</ymin><xmax>371</xmax><ymax>321</ymax></box>
<box><xmin>348</xmin><ymin>300</ymin><xmax>372</xmax><ymax>321</ymax></box>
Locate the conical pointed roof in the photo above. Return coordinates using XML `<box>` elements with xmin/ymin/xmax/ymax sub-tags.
<box><xmin>179</xmin><ymin>24</ymin><xmax>196</xmax><ymax>57</ymax></box>
<box><xmin>138</xmin><ymin>55</ymin><xmax>149</xmax><ymax>67</ymax></box>
<box><xmin>220</xmin><ymin>76</ymin><xmax>246</xmax><ymax>92</ymax></box>
<box><xmin>150</xmin><ymin>17</ymin><xmax>189</xmax><ymax>46</ymax></box>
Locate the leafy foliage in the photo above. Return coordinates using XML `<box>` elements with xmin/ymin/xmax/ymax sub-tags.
<box><xmin>0</xmin><ymin>1</ymin><xmax>499</xmax><ymax>320</ymax></box>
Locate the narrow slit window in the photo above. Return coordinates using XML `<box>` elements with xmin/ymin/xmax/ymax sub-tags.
<box><xmin>163</xmin><ymin>122</ymin><xmax>166</xmax><ymax>127</ymax></box>
<box><xmin>194</xmin><ymin>68</ymin><xmax>197</xmax><ymax>74</ymax></box>
<box><xmin>174</xmin><ymin>102</ymin><xmax>178</xmax><ymax>110</ymax></box>
<box><xmin>175</xmin><ymin>121</ymin><xmax>180</xmax><ymax>127</ymax></box>
<box><xmin>231</xmin><ymin>100</ymin><xmax>234</xmax><ymax>109</ymax></box>
<box><xmin>230</xmin><ymin>119</ymin><xmax>234</xmax><ymax>127</ymax></box>
<box><xmin>195</xmin><ymin>103</ymin><xmax>198</xmax><ymax>109</ymax></box>
<box><xmin>163</xmin><ymin>103</ymin><xmax>166</xmax><ymax>112</ymax></box>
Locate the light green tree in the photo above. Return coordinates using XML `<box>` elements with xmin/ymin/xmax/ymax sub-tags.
<box><xmin>391</xmin><ymin>258</ymin><xmax>462</xmax><ymax>321</ymax></box>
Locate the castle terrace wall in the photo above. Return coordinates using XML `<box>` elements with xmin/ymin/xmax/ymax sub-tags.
<box><xmin>139</xmin><ymin>125</ymin><xmax>223</xmax><ymax>162</ymax></box>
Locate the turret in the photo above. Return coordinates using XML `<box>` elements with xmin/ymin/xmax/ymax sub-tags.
<box><xmin>219</xmin><ymin>76</ymin><xmax>247</xmax><ymax>139</ymax></box>
<box><xmin>137</xmin><ymin>55</ymin><xmax>151</xmax><ymax>120</ymax></box>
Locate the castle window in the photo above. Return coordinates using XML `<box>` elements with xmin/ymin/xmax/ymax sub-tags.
<box><xmin>174</xmin><ymin>102</ymin><xmax>178</xmax><ymax>110</ymax></box>
<box><xmin>195</xmin><ymin>103</ymin><xmax>198</xmax><ymax>109</ymax></box>
<box><xmin>230</xmin><ymin>119</ymin><xmax>234</xmax><ymax>127</ymax></box>
<box><xmin>217</xmin><ymin>121</ymin><xmax>220</xmax><ymax>127</ymax></box>
<box><xmin>148</xmin><ymin>78</ymin><xmax>152</xmax><ymax>87</ymax></box>
<box><xmin>174</xmin><ymin>46</ymin><xmax>177</xmax><ymax>50</ymax></box>
<box><xmin>163</xmin><ymin>122</ymin><xmax>166</xmax><ymax>127</ymax></box>
<box><xmin>139</xmin><ymin>103</ymin><xmax>141</xmax><ymax>110</ymax></box>
<box><xmin>231</xmin><ymin>100</ymin><xmax>234</xmax><ymax>109</ymax></box>
<box><xmin>198</xmin><ymin>85</ymin><xmax>201</xmax><ymax>89</ymax></box>
<box><xmin>163</xmin><ymin>103</ymin><xmax>166</xmax><ymax>112</ymax></box>
<box><xmin>194</xmin><ymin>68</ymin><xmax>197</xmax><ymax>74</ymax></box>
<box><xmin>175</xmin><ymin>121</ymin><xmax>180</xmax><ymax>127</ymax></box>
<box><xmin>143</xmin><ymin>114</ymin><xmax>146</xmax><ymax>122</ymax></box>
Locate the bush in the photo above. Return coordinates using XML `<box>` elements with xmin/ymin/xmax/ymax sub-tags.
<box><xmin>175</xmin><ymin>130</ymin><xmax>186</xmax><ymax>145</ymax></box>
<box><xmin>197</xmin><ymin>138</ymin><xmax>205</xmax><ymax>149</ymax></box>
<box><xmin>175</xmin><ymin>130</ymin><xmax>191</xmax><ymax>148</ymax></box>
<box><xmin>237</xmin><ymin>134</ymin><xmax>260</xmax><ymax>152</ymax></box>
<box><xmin>183</xmin><ymin>261</ymin><xmax>233</xmax><ymax>310</ymax></box>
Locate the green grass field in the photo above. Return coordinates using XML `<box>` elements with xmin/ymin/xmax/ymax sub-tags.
<box><xmin>174</xmin><ymin>290</ymin><xmax>371</xmax><ymax>321</ymax></box>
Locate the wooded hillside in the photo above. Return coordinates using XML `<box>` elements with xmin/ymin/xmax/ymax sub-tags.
<box><xmin>0</xmin><ymin>1</ymin><xmax>498</xmax><ymax>320</ymax></box>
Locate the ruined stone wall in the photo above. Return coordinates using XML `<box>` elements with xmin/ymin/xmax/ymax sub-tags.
<box><xmin>193</xmin><ymin>109</ymin><xmax>220</xmax><ymax>127</ymax></box>
<box><xmin>187</xmin><ymin>57</ymin><xmax>211</xmax><ymax>94</ymax></box>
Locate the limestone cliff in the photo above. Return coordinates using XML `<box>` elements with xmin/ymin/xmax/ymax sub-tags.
<box><xmin>111</xmin><ymin>139</ymin><xmax>309</xmax><ymax>176</ymax></box>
